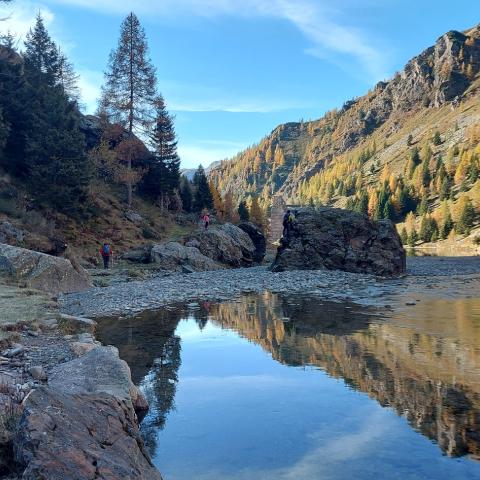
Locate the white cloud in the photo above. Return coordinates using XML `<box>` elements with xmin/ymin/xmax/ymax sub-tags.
<box><xmin>178</xmin><ymin>142</ymin><xmax>247</xmax><ymax>169</ymax></box>
<box><xmin>0</xmin><ymin>1</ymin><xmax>54</xmax><ymax>42</ymax></box>
<box><xmin>77</xmin><ymin>68</ymin><xmax>102</xmax><ymax>113</ymax></box>
<box><xmin>45</xmin><ymin>0</ymin><xmax>388</xmax><ymax>81</ymax></box>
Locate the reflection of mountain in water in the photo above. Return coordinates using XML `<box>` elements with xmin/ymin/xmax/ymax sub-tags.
<box><xmin>210</xmin><ymin>293</ymin><xmax>480</xmax><ymax>460</ymax></box>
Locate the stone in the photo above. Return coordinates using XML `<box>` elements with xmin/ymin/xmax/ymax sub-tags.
<box><xmin>3</xmin><ymin>344</ymin><xmax>24</xmax><ymax>358</ymax></box>
<box><xmin>0</xmin><ymin>220</ymin><xmax>26</xmax><ymax>244</ymax></box>
<box><xmin>150</xmin><ymin>242</ymin><xmax>221</xmax><ymax>272</ymax></box>
<box><xmin>125</xmin><ymin>210</ymin><xmax>144</xmax><ymax>224</ymax></box>
<box><xmin>270</xmin><ymin>208</ymin><xmax>406</xmax><ymax>277</ymax></box>
<box><xmin>0</xmin><ymin>243</ymin><xmax>92</xmax><ymax>295</ymax></box>
<box><xmin>183</xmin><ymin>223</ymin><xmax>256</xmax><ymax>267</ymax></box>
<box><xmin>28</xmin><ymin>366</ymin><xmax>47</xmax><ymax>381</ymax></box>
<box><xmin>122</xmin><ymin>246</ymin><xmax>152</xmax><ymax>263</ymax></box>
<box><xmin>48</xmin><ymin>346</ymin><xmax>143</xmax><ymax>413</ymax></box>
<box><xmin>58</xmin><ymin>314</ymin><xmax>97</xmax><ymax>335</ymax></box>
<box><xmin>70</xmin><ymin>342</ymin><xmax>97</xmax><ymax>357</ymax></box>
<box><xmin>238</xmin><ymin>222</ymin><xmax>266</xmax><ymax>263</ymax></box>
<box><xmin>14</xmin><ymin>387</ymin><xmax>162</xmax><ymax>480</ymax></box>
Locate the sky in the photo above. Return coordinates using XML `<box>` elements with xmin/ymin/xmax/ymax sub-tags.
<box><xmin>1</xmin><ymin>1</ymin><xmax>480</xmax><ymax>169</ymax></box>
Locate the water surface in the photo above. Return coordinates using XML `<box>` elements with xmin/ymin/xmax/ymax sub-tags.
<box><xmin>97</xmin><ymin>291</ymin><xmax>480</xmax><ymax>480</ymax></box>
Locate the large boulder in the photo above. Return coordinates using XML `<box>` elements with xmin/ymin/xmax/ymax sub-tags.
<box><xmin>15</xmin><ymin>388</ymin><xmax>161</xmax><ymax>480</ymax></box>
<box><xmin>150</xmin><ymin>241</ymin><xmax>221</xmax><ymax>272</ymax></box>
<box><xmin>184</xmin><ymin>223</ymin><xmax>256</xmax><ymax>267</ymax></box>
<box><xmin>0</xmin><ymin>243</ymin><xmax>91</xmax><ymax>294</ymax></box>
<box><xmin>238</xmin><ymin>222</ymin><xmax>266</xmax><ymax>263</ymax></box>
<box><xmin>270</xmin><ymin>208</ymin><xmax>406</xmax><ymax>277</ymax></box>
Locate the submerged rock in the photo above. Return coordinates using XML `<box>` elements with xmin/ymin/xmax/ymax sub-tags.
<box><xmin>0</xmin><ymin>243</ymin><xmax>91</xmax><ymax>294</ymax></box>
<box><xmin>270</xmin><ymin>208</ymin><xmax>406</xmax><ymax>277</ymax></box>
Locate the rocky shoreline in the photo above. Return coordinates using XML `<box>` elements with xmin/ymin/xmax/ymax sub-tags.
<box><xmin>2</xmin><ymin>255</ymin><xmax>480</xmax><ymax>479</ymax></box>
<box><xmin>61</xmin><ymin>256</ymin><xmax>480</xmax><ymax>319</ymax></box>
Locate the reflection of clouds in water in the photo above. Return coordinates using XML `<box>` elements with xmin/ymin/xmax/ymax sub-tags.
<box><xmin>176</xmin><ymin>408</ymin><xmax>393</xmax><ymax>480</ymax></box>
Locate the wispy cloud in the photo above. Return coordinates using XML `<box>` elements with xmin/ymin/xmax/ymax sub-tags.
<box><xmin>45</xmin><ymin>0</ymin><xmax>388</xmax><ymax>81</ymax></box>
<box><xmin>0</xmin><ymin>1</ymin><xmax>54</xmax><ymax>42</ymax></box>
<box><xmin>178</xmin><ymin>143</ymin><xmax>247</xmax><ymax>169</ymax></box>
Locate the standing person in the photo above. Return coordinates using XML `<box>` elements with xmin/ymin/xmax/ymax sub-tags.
<box><xmin>100</xmin><ymin>242</ymin><xmax>113</xmax><ymax>269</ymax></box>
<box><xmin>202</xmin><ymin>213</ymin><xmax>210</xmax><ymax>230</ymax></box>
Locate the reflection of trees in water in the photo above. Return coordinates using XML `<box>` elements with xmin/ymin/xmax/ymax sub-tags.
<box><xmin>140</xmin><ymin>334</ymin><xmax>181</xmax><ymax>457</ymax></box>
<box><xmin>210</xmin><ymin>293</ymin><xmax>480</xmax><ymax>460</ymax></box>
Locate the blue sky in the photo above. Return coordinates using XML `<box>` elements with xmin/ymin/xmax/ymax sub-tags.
<box><xmin>1</xmin><ymin>1</ymin><xmax>479</xmax><ymax>168</ymax></box>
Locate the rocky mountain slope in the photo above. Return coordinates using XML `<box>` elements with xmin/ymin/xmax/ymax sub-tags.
<box><xmin>210</xmin><ymin>24</ymin><xmax>480</xmax><ymax>246</ymax></box>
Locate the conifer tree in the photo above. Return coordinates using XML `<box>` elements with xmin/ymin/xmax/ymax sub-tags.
<box><xmin>456</xmin><ymin>197</ymin><xmax>476</xmax><ymax>235</ymax></box>
<box><xmin>223</xmin><ymin>191</ymin><xmax>238</xmax><ymax>222</ymax></box>
<box><xmin>193</xmin><ymin>165</ymin><xmax>213</xmax><ymax>212</ymax></box>
<box><xmin>24</xmin><ymin>14</ymin><xmax>59</xmax><ymax>86</ymax></box>
<box><xmin>238</xmin><ymin>200</ymin><xmax>249</xmax><ymax>221</ymax></box>
<box><xmin>433</xmin><ymin>130</ymin><xmax>442</xmax><ymax>146</ymax></box>
<box><xmin>99</xmin><ymin>12</ymin><xmax>157</xmax><ymax>206</ymax></box>
<box><xmin>209</xmin><ymin>180</ymin><xmax>224</xmax><ymax>218</ymax></box>
<box><xmin>142</xmin><ymin>96</ymin><xmax>180</xmax><ymax>205</ymax></box>
<box><xmin>249</xmin><ymin>196</ymin><xmax>265</xmax><ymax>229</ymax></box>
<box><xmin>400</xmin><ymin>227</ymin><xmax>408</xmax><ymax>245</ymax></box>
<box><xmin>56</xmin><ymin>47</ymin><xmax>80</xmax><ymax>102</ymax></box>
<box><xmin>179</xmin><ymin>177</ymin><xmax>193</xmax><ymax>213</ymax></box>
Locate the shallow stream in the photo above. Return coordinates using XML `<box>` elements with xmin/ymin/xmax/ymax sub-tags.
<box><xmin>97</xmin><ymin>289</ymin><xmax>480</xmax><ymax>479</ymax></box>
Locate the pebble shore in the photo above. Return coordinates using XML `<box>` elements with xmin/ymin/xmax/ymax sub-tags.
<box><xmin>61</xmin><ymin>256</ymin><xmax>480</xmax><ymax>318</ymax></box>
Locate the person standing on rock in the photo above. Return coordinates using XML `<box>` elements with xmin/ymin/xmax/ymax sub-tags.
<box><xmin>202</xmin><ymin>213</ymin><xmax>210</xmax><ymax>230</ymax></box>
<box><xmin>100</xmin><ymin>243</ymin><xmax>113</xmax><ymax>269</ymax></box>
<box><xmin>283</xmin><ymin>210</ymin><xmax>294</xmax><ymax>238</ymax></box>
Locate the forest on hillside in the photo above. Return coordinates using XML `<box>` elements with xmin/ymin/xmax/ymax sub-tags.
<box><xmin>0</xmin><ymin>8</ymin><xmax>263</xmax><ymax>256</ymax></box>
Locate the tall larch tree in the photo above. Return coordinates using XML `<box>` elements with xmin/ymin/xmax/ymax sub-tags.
<box><xmin>99</xmin><ymin>12</ymin><xmax>157</xmax><ymax>207</ymax></box>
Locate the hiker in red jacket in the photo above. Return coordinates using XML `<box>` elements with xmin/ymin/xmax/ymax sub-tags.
<box><xmin>100</xmin><ymin>243</ymin><xmax>113</xmax><ymax>269</ymax></box>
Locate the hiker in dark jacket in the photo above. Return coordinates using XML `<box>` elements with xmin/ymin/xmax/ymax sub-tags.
<box><xmin>283</xmin><ymin>210</ymin><xmax>295</xmax><ymax>238</ymax></box>
<box><xmin>100</xmin><ymin>243</ymin><xmax>113</xmax><ymax>269</ymax></box>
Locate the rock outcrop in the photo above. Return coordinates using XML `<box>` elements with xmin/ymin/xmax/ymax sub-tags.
<box><xmin>184</xmin><ymin>224</ymin><xmax>256</xmax><ymax>268</ymax></box>
<box><xmin>0</xmin><ymin>243</ymin><xmax>91</xmax><ymax>294</ymax></box>
<box><xmin>238</xmin><ymin>222</ymin><xmax>266</xmax><ymax>263</ymax></box>
<box><xmin>14</xmin><ymin>347</ymin><xmax>160</xmax><ymax>480</ymax></box>
<box><xmin>150</xmin><ymin>242</ymin><xmax>221</xmax><ymax>272</ymax></box>
<box><xmin>270</xmin><ymin>208</ymin><xmax>406</xmax><ymax>276</ymax></box>
<box><xmin>123</xmin><ymin>223</ymin><xmax>260</xmax><ymax>270</ymax></box>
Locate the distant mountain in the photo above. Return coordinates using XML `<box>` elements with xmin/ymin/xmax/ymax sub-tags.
<box><xmin>181</xmin><ymin>161</ymin><xmax>221</xmax><ymax>181</ymax></box>
<box><xmin>210</xmin><ymin>24</ymin><xmax>480</xmax><ymax>246</ymax></box>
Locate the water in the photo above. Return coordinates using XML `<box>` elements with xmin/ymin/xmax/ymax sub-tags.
<box><xmin>97</xmin><ymin>292</ymin><xmax>480</xmax><ymax>480</ymax></box>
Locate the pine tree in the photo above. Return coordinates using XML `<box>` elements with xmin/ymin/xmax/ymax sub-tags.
<box><xmin>433</xmin><ymin>130</ymin><xmax>442</xmax><ymax>146</ymax></box>
<box><xmin>142</xmin><ymin>96</ymin><xmax>180</xmax><ymax>205</ymax></box>
<box><xmin>249</xmin><ymin>196</ymin><xmax>265</xmax><ymax>229</ymax></box>
<box><xmin>193</xmin><ymin>165</ymin><xmax>213</xmax><ymax>212</ymax></box>
<box><xmin>456</xmin><ymin>197</ymin><xmax>476</xmax><ymax>235</ymax></box>
<box><xmin>179</xmin><ymin>177</ymin><xmax>193</xmax><ymax>213</ymax></box>
<box><xmin>238</xmin><ymin>200</ymin><xmax>249</xmax><ymax>221</ymax></box>
<box><xmin>223</xmin><ymin>191</ymin><xmax>238</xmax><ymax>223</ymax></box>
<box><xmin>99</xmin><ymin>12</ymin><xmax>157</xmax><ymax>206</ymax></box>
<box><xmin>24</xmin><ymin>82</ymin><xmax>92</xmax><ymax>215</ymax></box>
<box><xmin>209</xmin><ymin>180</ymin><xmax>224</xmax><ymax>218</ymax></box>
<box><xmin>56</xmin><ymin>47</ymin><xmax>80</xmax><ymax>102</ymax></box>
<box><xmin>440</xmin><ymin>211</ymin><xmax>454</xmax><ymax>239</ymax></box>
<box><xmin>24</xmin><ymin>14</ymin><xmax>59</xmax><ymax>86</ymax></box>
<box><xmin>400</xmin><ymin>227</ymin><xmax>408</xmax><ymax>245</ymax></box>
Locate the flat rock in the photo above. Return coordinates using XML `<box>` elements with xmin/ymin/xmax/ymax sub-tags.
<box><xmin>28</xmin><ymin>366</ymin><xmax>47</xmax><ymax>381</ymax></box>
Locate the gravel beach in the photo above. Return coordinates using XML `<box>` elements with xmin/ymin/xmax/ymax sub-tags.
<box><xmin>61</xmin><ymin>256</ymin><xmax>480</xmax><ymax>318</ymax></box>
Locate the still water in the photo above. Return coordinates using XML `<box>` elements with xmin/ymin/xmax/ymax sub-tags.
<box><xmin>97</xmin><ymin>292</ymin><xmax>480</xmax><ymax>480</ymax></box>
